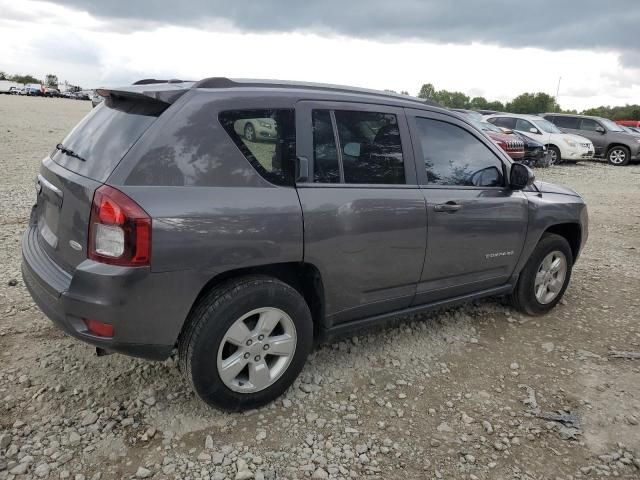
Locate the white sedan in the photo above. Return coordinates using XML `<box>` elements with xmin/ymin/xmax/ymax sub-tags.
<box><xmin>485</xmin><ymin>113</ymin><xmax>594</xmax><ymax>164</ymax></box>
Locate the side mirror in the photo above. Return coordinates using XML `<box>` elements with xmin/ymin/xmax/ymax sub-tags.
<box><xmin>595</xmin><ymin>126</ymin><xmax>605</xmax><ymax>134</ymax></box>
<box><xmin>510</xmin><ymin>163</ymin><xmax>535</xmax><ymax>190</ymax></box>
<box><xmin>343</xmin><ymin>142</ymin><xmax>361</xmax><ymax>157</ymax></box>
<box><xmin>529</xmin><ymin>127</ymin><xmax>540</xmax><ymax>134</ymax></box>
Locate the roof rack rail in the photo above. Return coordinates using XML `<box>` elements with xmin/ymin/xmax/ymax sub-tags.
<box><xmin>193</xmin><ymin>77</ymin><xmax>441</xmax><ymax>107</ymax></box>
<box><xmin>132</xmin><ymin>78</ymin><xmax>188</xmax><ymax>85</ymax></box>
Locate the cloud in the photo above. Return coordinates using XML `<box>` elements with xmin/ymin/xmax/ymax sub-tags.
<box><xmin>46</xmin><ymin>0</ymin><xmax>640</xmax><ymax>54</ymax></box>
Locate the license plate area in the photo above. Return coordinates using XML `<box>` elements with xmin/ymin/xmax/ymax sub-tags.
<box><xmin>36</xmin><ymin>174</ymin><xmax>63</xmax><ymax>249</ymax></box>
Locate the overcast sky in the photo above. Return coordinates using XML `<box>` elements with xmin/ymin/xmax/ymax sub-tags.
<box><xmin>1</xmin><ymin>0</ymin><xmax>639</xmax><ymax>110</ymax></box>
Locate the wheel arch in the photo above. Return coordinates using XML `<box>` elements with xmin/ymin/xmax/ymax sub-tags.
<box><xmin>606</xmin><ymin>143</ymin><xmax>631</xmax><ymax>154</ymax></box>
<box><xmin>181</xmin><ymin>262</ymin><xmax>326</xmax><ymax>344</ymax></box>
<box><xmin>543</xmin><ymin>222</ymin><xmax>582</xmax><ymax>262</ymax></box>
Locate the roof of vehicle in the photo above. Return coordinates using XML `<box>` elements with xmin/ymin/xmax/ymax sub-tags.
<box><xmin>98</xmin><ymin>77</ymin><xmax>445</xmax><ymax>111</ymax></box>
<box><xmin>485</xmin><ymin>113</ymin><xmax>547</xmax><ymax>121</ymax></box>
<box><xmin>542</xmin><ymin>112</ymin><xmax>608</xmax><ymax>121</ymax></box>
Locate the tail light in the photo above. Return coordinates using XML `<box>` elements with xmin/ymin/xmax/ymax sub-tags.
<box><xmin>88</xmin><ymin>185</ymin><xmax>151</xmax><ymax>266</ymax></box>
<box><xmin>83</xmin><ymin>319</ymin><xmax>114</xmax><ymax>338</ymax></box>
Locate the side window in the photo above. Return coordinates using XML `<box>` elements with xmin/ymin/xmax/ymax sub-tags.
<box><xmin>579</xmin><ymin>119</ymin><xmax>600</xmax><ymax>131</ymax></box>
<box><xmin>515</xmin><ymin>119</ymin><xmax>535</xmax><ymax>132</ymax></box>
<box><xmin>219</xmin><ymin>109</ymin><xmax>295</xmax><ymax>186</ymax></box>
<box><xmin>312</xmin><ymin>110</ymin><xmax>340</xmax><ymax>183</ymax></box>
<box><xmin>415</xmin><ymin>117</ymin><xmax>505</xmax><ymax>188</ymax></box>
<box><xmin>489</xmin><ymin>117</ymin><xmax>516</xmax><ymax>129</ymax></box>
<box><xmin>551</xmin><ymin>116</ymin><xmax>579</xmax><ymax>129</ymax></box>
<box><xmin>333</xmin><ymin>111</ymin><xmax>405</xmax><ymax>184</ymax></box>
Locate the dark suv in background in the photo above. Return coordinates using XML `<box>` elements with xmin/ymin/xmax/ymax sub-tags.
<box><xmin>22</xmin><ymin>78</ymin><xmax>588</xmax><ymax>411</ymax></box>
<box><xmin>543</xmin><ymin>113</ymin><xmax>640</xmax><ymax>166</ymax></box>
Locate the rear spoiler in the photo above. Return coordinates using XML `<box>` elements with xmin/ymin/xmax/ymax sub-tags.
<box><xmin>96</xmin><ymin>82</ymin><xmax>194</xmax><ymax>105</ymax></box>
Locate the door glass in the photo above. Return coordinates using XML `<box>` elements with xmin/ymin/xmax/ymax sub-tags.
<box><xmin>515</xmin><ymin>119</ymin><xmax>535</xmax><ymax>132</ymax></box>
<box><xmin>219</xmin><ymin>109</ymin><xmax>296</xmax><ymax>186</ymax></box>
<box><xmin>312</xmin><ymin>110</ymin><xmax>340</xmax><ymax>183</ymax></box>
<box><xmin>489</xmin><ymin>117</ymin><xmax>516</xmax><ymax>129</ymax></box>
<box><xmin>333</xmin><ymin>110</ymin><xmax>405</xmax><ymax>184</ymax></box>
<box><xmin>415</xmin><ymin>118</ymin><xmax>504</xmax><ymax>187</ymax></box>
<box><xmin>579</xmin><ymin>119</ymin><xmax>600</xmax><ymax>131</ymax></box>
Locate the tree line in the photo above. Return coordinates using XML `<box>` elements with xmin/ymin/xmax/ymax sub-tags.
<box><xmin>0</xmin><ymin>71</ymin><xmax>62</xmax><ymax>88</ymax></box>
<box><xmin>415</xmin><ymin>83</ymin><xmax>640</xmax><ymax>120</ymax></box>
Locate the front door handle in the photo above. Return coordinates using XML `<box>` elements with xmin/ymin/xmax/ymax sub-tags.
<box><xmin>434</xmin><ymin>202</ymin><xmax>461</xmax><ymax>213</ymax></box>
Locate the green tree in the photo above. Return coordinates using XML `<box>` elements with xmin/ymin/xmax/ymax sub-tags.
<box><xmin>470</xmin><ymin>96</ymin><xmax>488</xmax><ymax>110</ymax></box>
<box><xmin>418</xmin><ymin>83</ymin><xmax>436</xmax><ymax>99</ymax></box>
<box><xmin>10</xmin><ymin>74</ymin><xmax>40</xmax><ymax>85</ymax></box>
<box><xmin>0</xmin><ymin>71</ymin><xmax>7</xmax><ymax>80</ymax></box>
<box><xmin>485</xmin><ymin>100</ymin><xmax>505</xmax><ymax>111</ymax></box>
<box><xmin>506</xmin><ymin>92</ymin><xmax>558</xmax><ymax>114</ymax></box>
<box><xmin>45</xmin><ymin>74</ymin><xmax>58</xmax><ymax>87</ymax></box>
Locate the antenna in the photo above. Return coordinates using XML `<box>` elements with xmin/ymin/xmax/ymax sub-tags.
<box><xmin>546</xmin><ymin>76</ymin><xmax>562</xmax><ymax>164</ymax></box>
<box><xmin>554</xmin><ymin>76</ymin><xmax>562</xmax><ymax>113</ymax></box>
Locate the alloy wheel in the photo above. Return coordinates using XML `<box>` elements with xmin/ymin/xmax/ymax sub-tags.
<box><xmin>534</xmin><ymin>250</ymin><xmax>567</xmax><ymax>305</ymax></box>
<box><xmin>217</xmin><ymin>307</ymin><xmax>297</xmax><ymax>393</ymax></box>
<box><xmin>609</xmin><ymin>149</ymin><xmax>626</xmax><ymax>165</ymax></box>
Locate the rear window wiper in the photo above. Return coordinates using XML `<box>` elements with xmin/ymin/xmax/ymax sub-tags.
<box><xmin>55</xmin><ymin>143</ymin><xmax>86</xmax><ymax>162</ymax></box>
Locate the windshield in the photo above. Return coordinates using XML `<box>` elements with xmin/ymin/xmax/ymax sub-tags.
<box><xmin>533</xmin><ymin>118</ymin><xmax>562</xmax><ymax>134</ymax></box>
<box><xmin>600</xmin><ymin>118</ymin><xmax>624</xmax><ymax>132</ymax></box>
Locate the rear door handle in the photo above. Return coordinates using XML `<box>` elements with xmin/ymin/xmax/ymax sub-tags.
<box><xmin>434</xmin><ymin>202</ymin><xmax>461</xmax><ymax>213</ymax></box>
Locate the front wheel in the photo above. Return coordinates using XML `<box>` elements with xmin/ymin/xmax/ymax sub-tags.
<box><xmin>510</xmin><ymin>233</ymin><xmax>573</xmax><ymax>316</ymax></box>
<box><xmin>606</xmin><ymin>146</ymin><xmax>630</xmax><ymax>166</ymax></box>
<box><xmin>179</xmin><ymin>276</ymin><xmax>313</xmax><ymax>411</ymax></box>
<box><xmin>547</xmin><ymin>145</ymin><xmax>561</xmax><ymax>165</ymax></box>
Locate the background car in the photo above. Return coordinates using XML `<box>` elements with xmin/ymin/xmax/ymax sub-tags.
<box><xmin>91</xmin><ymin>91</ymin><xmax>103</xmax><ymax>108</ymax></box>
<box><xmin>44</xmin><ymin>87</ymin><xmax>60</xmax><ymax>97</ymax></box>
<box><xmin>543</xmin><ymin>113</ymin><xmax>640</xmax><ymax>166</ymax></box>
<box><xmin>616</xmin><ymin>120</ymin><xmax>640</xmax><ymax>128</ymax></box>
<box><xmin>453</xmin><ymin>110</ymin><xmax>525</xmax><ymax>161</ymax></box>
<box><xmin>485</xmin><ymin>113</ymin><xmax>593</xmax><ymax>165</ymax></box>
<box><xmin>233</xmin><ymin>117</ymin><xmax>278</xmax><ymax>142</ymax></box>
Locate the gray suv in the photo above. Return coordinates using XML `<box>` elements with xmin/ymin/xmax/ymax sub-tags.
<box><xmin>543</xmin><ymin>113</ymin><xmax>640</xmax><ymax>166</ymax></box>
<box><xmin>22</xmin><ymin>78</ymin><xmax>588</xmax><ymax>410</ymax></box>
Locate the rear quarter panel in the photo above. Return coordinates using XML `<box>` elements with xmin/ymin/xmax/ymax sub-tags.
<box><xmin>109</xmin><ymin>90</ymin><xmax>304</xmax><ymax>275</ymax></box>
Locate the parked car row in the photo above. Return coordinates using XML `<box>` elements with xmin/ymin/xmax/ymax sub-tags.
<box><xmin>2</xmin><ymin>84</ymin><xmax>92</xmax><ymax>101</ymax></box>
<box><xmin>449</xmin><ymin>109</ymin><xmax>640</xmax><ymax>167</ymax></box>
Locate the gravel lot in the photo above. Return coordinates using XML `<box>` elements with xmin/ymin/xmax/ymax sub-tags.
<box><xmin>1</xmin><ymin>95</ymin><xmax>639</xmax><ymax>480</ymax></box>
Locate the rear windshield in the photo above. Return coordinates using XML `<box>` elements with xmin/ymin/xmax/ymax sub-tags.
<box><xmin>51</xmin><ymin>100</ymin><xmax>160</xmax><ymax>181</ymax></box>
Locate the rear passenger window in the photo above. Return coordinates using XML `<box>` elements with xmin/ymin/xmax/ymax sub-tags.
<box><xmin>415</xmin><ymin>118</ymin><xmax>504</xmax><ymax>187</ymax></box>
<box><xmin>489</xmin><ymin>117</ymin><xmax>516</xmax><ymax>129</ymax></box>
<box><xmin>334</xmin><ymin>111</ymin><xmax>405</xmax><ymax>184</ymax></box>
<box><xmin>551</xmin><ymin>116</ymin><xmax>579</xmax><ymax>129</ymax></box>
<box><xmin>312</xmin><ymin>110</ymin><xmax>340</xmax><ymax>183</ymax></box>
<box><xmin>219</xmin><ymin>109</ymin><xmax>296</xmax><ymax>186</ymax></box>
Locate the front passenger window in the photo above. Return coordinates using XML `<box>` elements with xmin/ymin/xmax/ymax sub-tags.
<box><xmin>415</xmin><ymin>118</ymin><xmax>504</xmax><ymax>187</ymax></box>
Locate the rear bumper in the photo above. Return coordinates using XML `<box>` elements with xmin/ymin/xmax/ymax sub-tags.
<box><xmin>21</xmin><ymin>224</ymin><xmax>200</xmax><ymax>361</ymax></box>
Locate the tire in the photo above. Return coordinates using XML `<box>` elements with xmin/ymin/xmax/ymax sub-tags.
<box><xmin>179</xmin><ymin>275</ymin><xmax>313</xmax><ymax>411</ymax></box>
<box><xmin>548</xmin><ymin>145</ymin><xmax>561</xmax><ymax>165</ymax></box>
<box><xmin>244</xmin><ymin>123</ymin><xmax>256</xmax><ymax>142</ymax></box>
<box><xmin>509</xmin><ymin>233</ymin><xmax>573</xmax><ymax>316</ymax></box>
<box><xmin>606</xmin><ymin>145</ymin><xmax>630</xmax><ymax>166</ymax></box>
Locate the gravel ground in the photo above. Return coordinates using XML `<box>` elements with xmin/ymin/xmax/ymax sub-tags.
<box><xmin>1</xmin><ymin>95</ymin><xmax>640</xmax><ymax>480</ymax></box>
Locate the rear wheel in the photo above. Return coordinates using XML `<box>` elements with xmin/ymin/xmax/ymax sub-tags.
<box><xmin>244</xmin><ymin>123</ymin><xmax>256</xmax><ymax>142</ymax></box>
<box><xmin>179</xmin><ymin>276</ymin><xmax>313</xmax><ymax>411</ymax></box>
<box><xmin>606</xmin><ymin>146</ymin><xmax>630</xmax><ymax>166</ymax></box>
<box><xmin>510</xmin><ymin>233</ymin><xmax>573</xmax><ymax>316</ymax></box>
<box><xmin>548</xmin><ymin>145</ymin><xmax>561</xmax><ymax>165</ymax></box>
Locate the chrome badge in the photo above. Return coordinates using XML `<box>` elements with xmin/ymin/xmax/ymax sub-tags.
<box><xmin>69</xmin><ymin>240</ymin><xmax>83</xmax><ymax>252</ymax></box>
